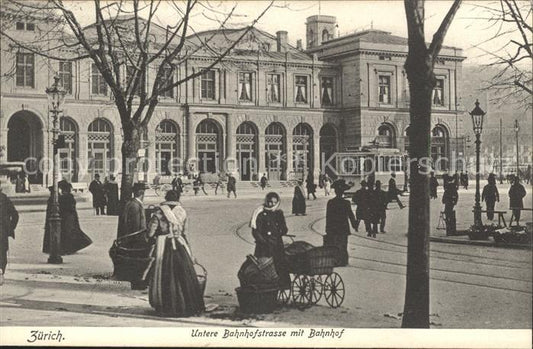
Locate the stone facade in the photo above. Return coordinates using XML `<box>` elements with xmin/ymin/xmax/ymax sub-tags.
<box><xmin>0</xmin><ymin>12</ymin><xmax>466</xmax><ymax>185</ymax></box>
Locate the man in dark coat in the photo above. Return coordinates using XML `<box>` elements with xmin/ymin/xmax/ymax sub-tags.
<box><xmin>117</xmin><ymin>182</ymin><xmax>148</xmax><ymax>290</ymax></box>
<box><xmin>374</xmin><ymin>181</ymin><xmax>389</xmax><ymax>234</ymax></box>
<box><xmin>442</xmin><ymin>181</ymin><xmax>459</xmax><ymax>236</ymax></box>
<box><xmin>227</xmin><ymin>173</ymin><xmax>237</xmax><ymax>198</ymax></box>
<box><xmin>292</xmin><ymin>180</ymin><xmax>306</xmax><ymax>215</ymax></box>
<box><xmin>306</xmin><ymin>170</ymin><xmax>316</xmax><ymax>200</ymax></box>
<box><xmin>0</xmin><ymin>186</ymin><xmax>19</xmax><ymax>284</ymax></box>
<box><xmin>89</xmin><ymin>174</ymin><xmax>106</xmax><ymax>215</ymax></box>
<box><xmin>508</xmin><ymin>176</ymin><xmax>526</xmax><ymax>226</ymax></box>
<box><xmin>482</xmin><ymin>174</ymin><xmax>499</xmax><ymax>220</ymax></box>
<box><xmin>325</xmin><ymin>179</ymin><xmax>357</xmax><ymax>266</ymax></box>
<box><xmin>104</xmin><ymin>175</ymin><xmax>120</xmax><ymax>216</ymax></box>
<box><xmin>388</xmin><ymin>172</ymin><xmax>405</xmax><ymax>209</ymax></box>
<box><xmin>171</xmin><ymin>173</ymin><xmax>183</xmax><ymax>194</ymax></box>
<box><xmin>352</xmin><ymin>180</ymin><xmax>370</xmax><ymax>233</ymax></box>
<box><xmin>429</xmin><ymin>172</ymin><xmax>439</xmax><ymax>199</ymax></box>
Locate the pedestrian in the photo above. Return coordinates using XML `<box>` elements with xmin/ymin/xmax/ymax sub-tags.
<box><xmin>463</xmin><ymin>171</ymin><xmax>469</xmax><ymax>190</ymax></box>
<box><xmin>323</xmin><ymin>174</ymin><xmax>331</xmax><ymax>196</ymax></box>
<box><xmin>366</xmin><ymin>172</ymin><xmax>375</xmax><ymax>190</ymax></box>
<box><xmin>214</xmin><ymin>172</ymin><xmax>225</xmax><ymax>195</ymax></box>
<box><xmin>453</xmin><ymin>172</ymin><xmax>460</xmax><ymax>190</ymax></box>
<box><xmin>250</xmin><ymin>192</ymin><xmax>290</xmax><ymax>289</ymax></box>
<box><xmin>89</xmin><ymin>174</ymin><xmax>106</xmax><ymax>215</ymax></box>
<box><xmin>104</xmin><ymin>175</ymin><xmax>120</xmax><ymax>216</ymax></box>
<box><xmin>429</xmin><ymin>171</ymin><xmax>439</xmax><ymax>199</ymax></box>
<box><xmin>171</xmin><ymin>173</ymin><xmax>183</xmax><ymax>194</ymax></box>
<box><xmin>388</xmin><ymin>172</ymin><xmax>405</xmax><ymax>209</ymax></box>
<box><xmin>366</xmin><ymin>181</ymin><xmax>380</xmax><ymax>238</ymax></box>
<box><xmin>374</xmin><ymin>180</ymin><xmax>389</xmax><ymax>234</ymax></box>
<box><xmin>146</xmin><ymin>190</ymin><xmax>205</xmax><ymax>317</ymax></box>
<box><xmin>508</xmin><ymin>176</ymin><xmax>526</xmax><ymax>226</ymax></box>
<box><xmin>352</xmin><ymin>180</ymin><xmax>371</xmax><ymax>234</ymax></box>
<box><xmin>482</xmin><ymin>174</ymin><xmax>499</xmax><ymax>221</ymax></box>
<box><xmin>0</xmin><ymin>183</ymin><xmax>19</xmax><ymax>285</ymax></box>
<box><xmin>117</xmin><ymin>182</ymin><xmax>148</xmax><ymax>289</ymax></box>
<box><xmin>442</xmin><ymin>180</ymin><xmax>459</xmax><ymax>236</ymax></box>
<box><xmin>192</xmin><ymin>176</ymin><xmax>200</xmax><ymax>196</ymax></box>
<box><xmin>318</xmin><ymin>174</ymin><xmax>325</xmax><ymax>190</ymax></box>
<box><xmin>260</xmin><ymin>173</ymin><xmax>268</xmax><ymax>191</ymax></box>
<box><xmin>227</xmin><ymin>173</ymin><xmax>237</xmax><ymax>198</ymax></box>
<box><xmin>306</xmin><ymin>170</ymin><xmax>317</xmax><ymax>200</ymax></box>
<box><xmin>43</xmin><ymin>180</ymin><xmax>92</xmax><ymax>255</ymax></box>
<box><xmin>325</xmin><ymin>179</ymin><xmax>357</xmax><ymax>266</ymax></box>
<box><xmin>23</xmin><ymin>174</ymin><xmax>30</xmax><ymax>193</ymax></box>
<box><xmin>292</xmin><ymin>180</ymin><xmax>306</xmax><ymax>216</ymax></box>
<box><xmin>15</xmin><ymin>173</ymin><xmax>24</xmax><ymax>193</ymax></box>
<box><xmin>197</xmin><ymin>176</ymin><xmax>208</xmax><ymax>195</ymax></box>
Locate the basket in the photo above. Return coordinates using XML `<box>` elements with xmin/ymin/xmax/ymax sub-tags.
<box><xmin>194</xmin><ymin>263</ymin><xmax>207</xmax><ymax>297</ymax></box>
<box><xmin>306</xmin><ymin>246</ymin><xmax>338</xmax><ymax>275</ymax></box>
<box><xmin>238</xmin><ymin>255</ymin><xmax>279</xmax><ymax>287</ymax></box>
<box><xmin>285</xmin><ymin>241</ymin><xmax>315</xmax><ymax>274</ymax></box>
<box><xmin>235</xmin><ymin>286</ymin><xmax>278</xmax><ymax>314</ymax></box>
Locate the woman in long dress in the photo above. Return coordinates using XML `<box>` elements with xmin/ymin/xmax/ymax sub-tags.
<box><xmin>146</xmin><ymin>190</ymin><xmax>204</xmax><ymax>317</ymax></box>
<box><xmin>43</xmin><ymin>181</ymin><xmax>92</xmax><ymax>255</ymax></box>
<box><xmin>250</xmin><ymin>192</ymin><xmax>290</xmax><ymax>289</ymax></box>
<box><xmin>292</xmin><ymin>180</ymin><xmax>306</xmax><ymax>216</ymax></box>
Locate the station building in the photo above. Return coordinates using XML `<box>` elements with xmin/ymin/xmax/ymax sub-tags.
<box><xmin>0</xmin><ymin>12</ymin><xmax>466</xmax><ymax>187</ymax></box>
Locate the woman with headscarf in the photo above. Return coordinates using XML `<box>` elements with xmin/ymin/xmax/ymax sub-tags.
<box><xmin>146</xmin><ymin>190</ymin><xmax>205</xmax><ymax>317</ymax></box>
<box><xmin>250</xmin><ymin>192</ymin><xmax>290</xmax><ymax>289</ymax></box>
<box><xmin>292</xmin><ymin>180</ymin><xmax>306</xmax><ymax>216</ymax></box>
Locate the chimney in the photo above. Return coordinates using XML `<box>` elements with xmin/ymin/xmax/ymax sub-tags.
<box><xmin>276</xmin><ymin>30</ymin><xmax>288</xmax><ymax>52</ymax></box>
<box><xmin>296</xmin><ymin>39</ymin><xmax>302</xmax><ymax>50</ymax></box>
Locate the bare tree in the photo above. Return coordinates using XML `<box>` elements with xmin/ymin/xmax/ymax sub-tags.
<box><xmin>402</xmin><ymin>0</ymin><xmax>462</xmax><ymax>328</ymax></box>
<box><xmin>1</xmin><ymin>0</ymin><xmax>274</xmax><ymax>207</ymax></box>
<box><xmin>473</xmin><ymin>0</ymin><xmax>532</xmax><ymax>109</ymax></box>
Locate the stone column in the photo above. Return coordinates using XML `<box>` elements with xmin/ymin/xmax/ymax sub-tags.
<box><xmin>313</xmin><ymin>134</ymin><xmax>321</xmax><ymax>181</ymax></box>
<box><xmin>286</xmin><ymin>135</ymin><xmax>293</xmax><ymax>180</ymax></box>
<box><xmin>186</xmin><ymin>112</ymin><xmax>195</xmax><ymax>166</ymax></box>
<box><xmin>226</xmin><ymin>114</ymin><xmax>236</xmax><ymax>173</ymax></box>
<box><xmin>78</xmin><ymin>132</ymin><xmax>89</xmax><ymax>183</ymax></box>
<box><xmin>257</xmin><ymin>132</ymin><xmax>266</xmax><ymax>177</ymax></box>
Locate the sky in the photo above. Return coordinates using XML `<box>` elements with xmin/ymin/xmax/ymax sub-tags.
<box><xmin>64</xmin><ymin>0</ymin><xmax>528</xmax><ymax>66</ymax></box>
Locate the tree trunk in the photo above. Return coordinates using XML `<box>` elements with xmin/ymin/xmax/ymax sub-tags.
<box><xmin>119</xmin><ymin>125</ymin><xmax>141</xmax><ymax>213</ymax></box>
<box><xmin>402</xmin><ymin>53</ymin><xmax>435</xmax><ymax>328</ymax></box>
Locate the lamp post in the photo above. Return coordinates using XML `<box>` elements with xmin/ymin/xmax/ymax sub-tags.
<box><xmin>469</xmin><ymin>100</ymin><xmax>485</xmax><ymax>229</ymax></box>
<box><xmin>46</xmin><ymin>76</ymin><xmax>67</xmax><ymax>264</ymax></box>
<box><xmin>514</xmin><ymin>119</ymin><xmax>520</xmax><ymax>177</ymax></box>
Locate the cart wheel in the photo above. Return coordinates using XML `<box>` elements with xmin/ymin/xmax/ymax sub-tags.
<box><xmin>307</xmin><ymin>275</ymin><xmax>323</xmax><ymax>305</ymax></box>
<box><xmin>324</xmin><ymin>272</ymin><xmax>345</xmax><ymax>308</ymax></box>
<box><xmin>277</xmin><ymin>287</ymin><xmax>291</xmax><ymax>305</ymax></box>
<box><xmin>291</xmin><ymin>274</ymin><xmax>310</xmax><ymax>307</ymax></box>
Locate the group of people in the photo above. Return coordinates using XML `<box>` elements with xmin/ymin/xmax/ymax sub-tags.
<box><xmin>88</xmin><ymin>174</ymin><xmax>120</xmax><ymax>216</ymax></box>
<box><xmin>430</xmin><ymin>171</ymin><xmax>469</xmax><ymax>199</ymax></box>
<box><xmin>169</xmin><ymin>172</ymin><xmax>238</xmax><ymax>198</ymax></box>
<box><xmin>14</xmin><ymin>173</ymin><xmax>30</xmax><ymax>193</ymax></box>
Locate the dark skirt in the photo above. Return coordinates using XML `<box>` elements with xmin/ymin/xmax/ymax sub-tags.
<box><xmin>43</xmin><ymin>212</ymin><xmax>92</xmax><ymax>255</ymax></box>
<box><xmin>324</xmin><ymin>234</ymin><xmax>348</xmax><ymax>266</ymax></box>
<box><xmin>149</xmin><ymin>236</ymin><xmax>205</xmax><ymax>317</ymax></box>
<box><xmin>292</xmin><ymin>197</ymin><xmax>306</xmax><ymax>214</ymax></box>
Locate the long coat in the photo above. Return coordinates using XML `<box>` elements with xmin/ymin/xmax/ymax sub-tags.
<box><xmin>326</xmin><ymin>197</ymin><xmax>357</xmax><ymax>236</ymax></box>
<box><xmin>227</xmin><ymin>176</ymin><xmax>236</xmax><ymax>192</ymax></box>
<box><xmin>0</xmin><ymin>192</ymin><xmax>19</xmax><ymax>271</ymax></box>
<box><xmin>292</xmin><ymin>185</ymin><xmax>306</xmax><ymax>214</ymax></box>
<box><xmin>104</xmin><ymin>181</ymin><xmax>119</xmax><ymax>216</ymax></box>
<box><xmin>118</xmin><ymin>198</ymin><xmax>146</xmax><ymax>238</ymax></box>
<box><xmin>89</xmin><ymin>180</ymin><xmax>106</xmax><ymax>208</ymax></box>
<box><xmin>429</xmin><ymin>177</ymin><xmax>439</xmax><ymax>198</ymax></box>
<box><xmin>509</xmin><ymin>183</ymin><xmax>526</xmax><ymax>209</ymax></box>
<box><xmin>252</xmin><ymin>208</ymin><xmax>290</xmax><ymax>288</ymax></box>
<box><xmin>352</xmin><ymin>188</ymin><xmax>369</xmax><ymax>220</ymax></box>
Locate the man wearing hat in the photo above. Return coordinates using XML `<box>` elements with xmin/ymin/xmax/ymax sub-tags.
<box><xmin>89</xmin><ymin>174</ymin><xmax>106</xmax><ymax>215</ymax></box>
<box><xmin>325</xmin><ymin>179</ymin><xmax>357</xmax><ymax>266</ymax></box>
<box><xmin>118</xmin><ymin>183</ymin><xmax>147</xmax><ymax>239</ymax></box>
<box><xmin>352</xmin><ymin>180</ymin><xmax>371</xmax><ymax>233</ymax></box>
<box><xmin>0</xmin><ymin>182</ymin><xmax>19</xmax><ymax>285</ymax></box>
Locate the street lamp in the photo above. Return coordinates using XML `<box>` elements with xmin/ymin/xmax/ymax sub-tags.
<box><xmin>514</xmin><ymin>119</ymin><xmax>520</xmax><ymax>177</ymax></box>
<box><xmin>46</xmin><ymin>75</ymin><xmax>67</xmax><ymax>264</ymax></box>
<box><xmin>469</xmin><ymin>100</ymin><xmax>485</xmax><ymax>229</ymax></box>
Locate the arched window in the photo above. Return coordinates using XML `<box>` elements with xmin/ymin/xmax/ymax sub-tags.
<box><xmin>156</xmin><ymin>120</ymin><xmax>180</xmax><ymax>175</ymax></box>
<box><xmin>196</xmin><ymin>119</ymin><xmax>220</xmax><ymax>173</ymax></box>
<box><xmin>88</xmin><ymin>118</ymin><xmax>113</xmax><ymax>177</ymax></box>
<box><xmin>377</xmin><ymin>123</ymin><xmax>395</xmax><ymax>148</ymax></box>
<box><xmin>236</xmin><ymin>122</ymin><xmax>258</xmax><ymax>180</ymax></box>
<box><xmin>59</xmin><ymin>117</ymin><xmax>78</xmax><ymax>181</ymax></box>
<box><xmin>322</xmin><ymin>29</ymin><xmax>330</xmax><ymax>42</ymax></box>
<box><xmin>265</xmin><ymin>122</ymin><xmax>286</xmax><ymax>180</ymax></box>
<box><xmin>293</xmin><ymin>123</ymin><xmax>313</xmax><ymax>176</ymax></box>
<box><xmin>431</xmin><ymin>125</ymin><xmax>449</xmax><ymax>170</ymax></box>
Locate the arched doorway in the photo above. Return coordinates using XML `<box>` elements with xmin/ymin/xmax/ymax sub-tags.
<box><xmin>431</xmin><ymin>124</ymin><xmax>449</xmax><ymax>171</ymax></box>
<box><xmin>88</xmin><ymin>118</ymin><xmax>113</xmax><ymax>178</ymax></box>
<box><xmin>293</xmin><ymin>123</ymin><xmax>313</xmax><ymax>178</ymax></box>
<box><xmin>320</xmin><ymin>124</ymin><xmax>337</xmax><ymax>177</ymax></box>
<box><xmin>59</xmin><ymin>117</ymin><xmax>78</xmax><ymax>182</ymax></box>
<box><xmin>265</xmin><ymin>122</ymin><xmax>286</xmax><ymax>180</ymax></box>
<box><xmin>7</xmin><ymin>111</ymin><xmax>44</xmax><ymax>184</ymax></box>
<box><xmin>196</xmin><ymin>119</ymin><xmax>221</xmax><ymax>174</ymax></box>
<box><xmin>156</xmin><ymin>120</ymin><xmax>180</xmax><ymax>175</ymax></box>
<box><xmin>236</xmin><ymin>122</ymin><xmax>258</xmax><ymax>181</ymax></box>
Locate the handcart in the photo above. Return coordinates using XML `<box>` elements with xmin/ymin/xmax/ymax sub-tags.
<box><xmin>277</xmin><ymin>235</ymin><xmax>345</xmax><ymax>308</ymax></box>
